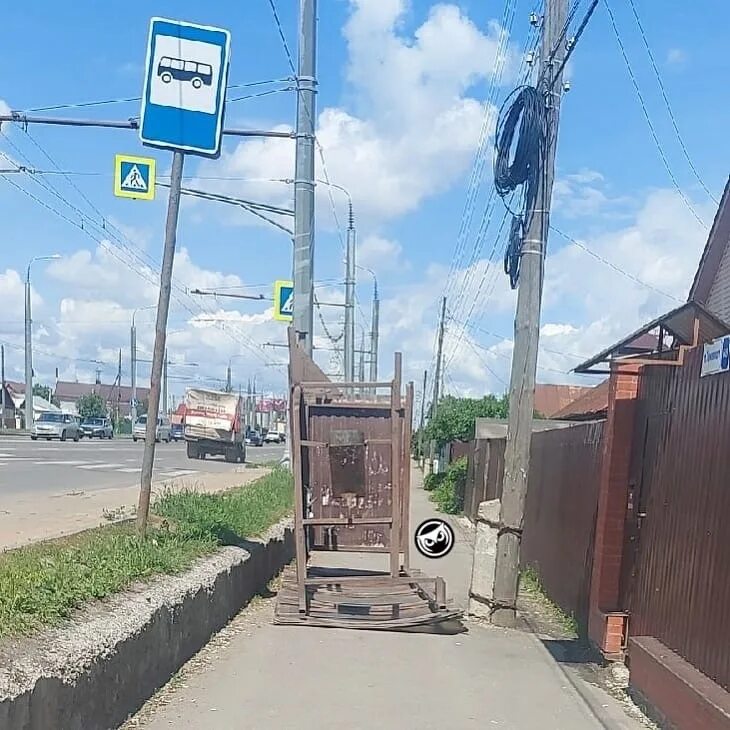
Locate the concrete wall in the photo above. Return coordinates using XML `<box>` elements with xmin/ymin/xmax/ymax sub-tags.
<box><xmin>0</xmin><ymin>520</ymin><xmax>294</xmax><ymax>730</ymax></box>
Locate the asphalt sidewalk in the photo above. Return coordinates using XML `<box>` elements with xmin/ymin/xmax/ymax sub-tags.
<box><xmin>130</xmin><ymin>465</ymin><xmax>645</xmax><ymax>730</ymax></box>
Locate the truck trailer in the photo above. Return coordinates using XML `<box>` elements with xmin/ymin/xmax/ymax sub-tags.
<box><xmin>183</xmin><ymin>387</ymin><xmax>246</xmax><ymax>463</ymax></box>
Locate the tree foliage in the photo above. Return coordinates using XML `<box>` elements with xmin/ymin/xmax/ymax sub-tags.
<box><xmin>77</xmin><ymin>393</ymin><xmax>107</xmax><ymax>419</ymax></box>
<box><xmin>32</xmin><ymin>384</ymin><xmax>52</xmax><ymax>402</ymax></box>
<box><xmin>424</xmin><ymin>394</ymin><xmax>508</xmax><ymax>446</ymax></box>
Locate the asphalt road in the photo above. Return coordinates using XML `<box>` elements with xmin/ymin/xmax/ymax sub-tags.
<box><xmin>0</xmin><ymin>436</ymin><xmax>285</xmax><ymax>497</ymax></box>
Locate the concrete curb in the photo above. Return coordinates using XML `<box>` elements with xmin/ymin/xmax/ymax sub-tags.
<box><xmin>0</xmin><ymin>518</ymin><xmax>294</xmax><ymax>730</ymax></box>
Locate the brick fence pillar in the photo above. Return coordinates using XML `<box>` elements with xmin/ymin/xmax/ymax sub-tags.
<box><xmin>588</xmin><ymin>361</ymin><xmax>642</xmax><ymax>657</ymax></box>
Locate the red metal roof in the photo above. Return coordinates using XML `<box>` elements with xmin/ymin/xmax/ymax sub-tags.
<box><xmin>534</xmin><ymin>384</ymin><xmax>593</xmax><ymax>418</ymax></box>
<box><xmin>552</xmin><ymin>379</ymin><xmax>610</xmax><ymax>420</ymax></box>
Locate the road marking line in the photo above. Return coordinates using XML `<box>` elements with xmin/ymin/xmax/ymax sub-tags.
<box><xmin>158</xmin><ymin>469</ymin><xmax>198</xmax><ymax>478</ymax></box>
<box><xmin>78</xmin><ymin>463</ymin><xmax>125</xmax><ymax>470</ymax></box>
<box><xmin>36</xmin><ymin>460</ymin><xmax>93</xmax><ymax>466</ymax></box>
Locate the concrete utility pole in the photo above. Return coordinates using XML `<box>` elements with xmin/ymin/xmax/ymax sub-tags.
<box><xmin>130</xmin><ymin>321</ymin><xmax>137</xmax><ymax>424</ymax></box>
<box><xmin>25</xmin><ymin>255</ymin><xmax>59</xmax><ymax>430</ymax></box>
<box><xmin>369</xmin><ymin>280</ymin><xmax>379</xmax><ymax>384</ymax></box>
<box><xmin>138</xmin><ymin>151</ymin><xmax>185</xmax><ymax>534</ymax></box>
<box><xmin>226</xmin><ymin>361</ymin><xmax>232</xmax><ymax>393</ymax></box>
<box><xmin>162</xmin><ymin>349</ymin><xmax>168</xmax><ymax>416</ymax></box>
<box><xmin>344</xmin><ymin>201</ymin><xmax>356</xmax><ymax>381</ymax></box>
<box><xmin>358</xmin><ymin>333</ymin><xmax>366</xmax><ymax>391</ymax></box>
<box><xmin>292</xmin><ymin>0</ymin><xmax>318</xmax><ymax>355</ymax></box>
<box><xmin>1</xmin><ymin>344</ymin><xmax>6</xmax><ymax>430</ymax></box>
<box><xmin>492</xmin><ymin>0</ymin><xmax>567</xmax><ymax>628</ymax></box>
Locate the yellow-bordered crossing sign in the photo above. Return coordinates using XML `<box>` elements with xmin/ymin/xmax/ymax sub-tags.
<box><xmin>274</xmin><ymin>280</ymin><xmax>294</xmax><ymax>322</ymax></box>
<box><xmin>114</xmin><ymin>154</ymin><xmax>156</xmax><ymax>200</ymax></box>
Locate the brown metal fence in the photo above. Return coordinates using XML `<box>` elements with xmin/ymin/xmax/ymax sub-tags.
<box><xmin>462</xmin><ymin>422</ymin><xmax>604</xmax><ymax>628</ymax></box>
<box><xmin>628</xmin><ymin>347</ymin><xmax>730</xmax><ymax>691</ymax></box>
<box><xmin>521</xmin><ymin>421</ymin><xmax>605</xmax><ymax>630</ymax></box>
<box><xmin>463</xmin><ymin>438</ymin><xmax>505</xmax><ymax>521</ymax></box>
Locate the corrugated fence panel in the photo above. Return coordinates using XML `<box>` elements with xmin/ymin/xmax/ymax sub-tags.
<box><xmin>521</xmin><ymin>421</ymin><xmax>605</xmax><ymax>629</ymax></box>
<box><xmin>629</xmin><ymin>347</ymin><xmax>730</xmax><ymax>691</ymax></box>
<box><xmin>464</xmin><ymin>438</ymin><xmax>506</xmax><ymax>521</ymax></box>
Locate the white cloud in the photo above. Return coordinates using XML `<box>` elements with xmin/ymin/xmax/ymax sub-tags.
<box><xmin>193</xmin><ymin>1</ymin><xmax>517</xmax><ymax>229</ymax></box>
<box><xmin>357</xmin><ymin>234</ymin><xmax>407</xmax><ymax>272</ymax></box>
<box><xmin>374</xmin><ymin>185</ymin><xmax>713</xmax><ymax>396</ymax></box>
<box><xmin>666</xmin><ymin>48</ymin><xmax>688</xmax><ymax>67</ymax></box>
<box><xmin>553</xmin><ymin>168</ymin><xmax>631</xmax><ymax>220</ymax></box>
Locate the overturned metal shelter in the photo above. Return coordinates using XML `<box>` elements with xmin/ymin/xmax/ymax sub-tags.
<box><xmin>275</xmin><ymin>329</ymin><xmax>461</xmax><ymax>629</ymax></box>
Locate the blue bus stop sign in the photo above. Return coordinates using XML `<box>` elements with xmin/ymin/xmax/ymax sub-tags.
<box><xmin>140</xmin><ymin>17</ymin><xmax>231</xmax><ymax>158</ymax></box>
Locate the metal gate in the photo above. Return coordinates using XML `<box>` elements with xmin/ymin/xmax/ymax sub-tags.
<box><xmin>625</xmin><ymin>348</ymin><xmax>730</xmax><ymax>690</ymax></box>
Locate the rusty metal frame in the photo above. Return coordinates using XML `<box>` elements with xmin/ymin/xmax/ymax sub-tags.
<box><xmin>276</xmin><ymin>336</ymin><xmax>461</xmax><ymax>629</ymax></box>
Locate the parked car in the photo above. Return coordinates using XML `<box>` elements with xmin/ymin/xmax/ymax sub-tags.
<box><xmin>264</xmin><ymin>430</ymin><xmax>282</xmax><ymax>444</ymax></box>
<box><xmin>170</xmin><ymin>422</ymin><xmax>184</xmax><ymax>442</ymax></box>
<box><xmin>80</xmin><ymin>416</ymin><xmax>113</xmax><ymax>439</ymax></box>
<box><xmin>30</xmin><ymin>412</ymin><xmax>81</xmax><ymax>442</ymax></box>
<box><xmin>133</xmin><ymin>415</ymin><xmax>172</xmax><ymax>443</ymax></box>
<box><xmin>245</xmin><ymin>430</ymin><xmax>263</xmax><ymax>447</ymax></box>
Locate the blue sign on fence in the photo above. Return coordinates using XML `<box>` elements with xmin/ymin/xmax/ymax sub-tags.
<box><xmin>139</xmin><ymin>17</ymin><xmax>231</xmax><ymax>157</ymax></box>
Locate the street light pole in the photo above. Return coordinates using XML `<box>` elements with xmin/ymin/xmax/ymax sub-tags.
<box><xmin>343</xmin><ymin>200</ymin><xmax>356</xmax><ymax>382</ymax></box>
<box><xmin>131</xmin><ymin>305</ymin><xmax>156</xmax><ymax>425</ymax></box>
<box><xmin>357</xmin><ymin>266</ymin><xmax>379</xmax><ymax>393</ymax></box>
<box><xmin>25</xmin><ymin>255</ymin><xmax>59</xmax><ymax>429</ymax></box>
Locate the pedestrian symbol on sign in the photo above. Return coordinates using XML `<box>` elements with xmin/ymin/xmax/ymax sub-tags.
<box><xmin>114</xmin><ymin>154</ymin><xmax>157</xmax><ymax>201</ymax></box>
<box><xmin>274</xmin><ymin>280</ymin><xmax>294</xmax><ymax>322</ymax></box>
<box><xmin>121</xmin><ymin>164</ymin><xmax>148</xmax><ymax>191</ymax></box>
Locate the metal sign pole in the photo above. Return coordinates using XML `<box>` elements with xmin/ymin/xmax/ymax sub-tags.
<box><xmin>137</xmin><ymin>151</ymin><xmax>185</xmax><ymax>532</ymax></box>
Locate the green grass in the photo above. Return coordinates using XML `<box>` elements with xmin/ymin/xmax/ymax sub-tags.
<box><xmin>519</xmin><ymin>565</ymin><xmax>579</xmax><ymax>636</ymax></box>
<box><xmin>428</xmin><ymin>457</ymin><xmax>468</xmax><ymax>514</ymax></box>
<box><xmin>0</xmin><ymin>469</ymin><xmax>293</xmax><ymax>640</ymax></box>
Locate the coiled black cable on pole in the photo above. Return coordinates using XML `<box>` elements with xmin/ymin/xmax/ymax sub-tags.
<box><xmin>503</xmin><ymin>213</ymin><xmax>524</xmax><ymax>290</ymax></box>
<box><xmin>493</xmin><ymin>85</ymin><xmax>545</xmax><ymax>288</ymax></box>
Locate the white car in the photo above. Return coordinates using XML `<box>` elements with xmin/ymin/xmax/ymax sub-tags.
<box><xmin>133</xmin><ymin>415</ymin><xmax>172</xmax><ymax>443</ymax></box>
<box><xmin>264</xmin><ymin>431</ymin><xmax>282</xmax><ymax>444</ymax></box>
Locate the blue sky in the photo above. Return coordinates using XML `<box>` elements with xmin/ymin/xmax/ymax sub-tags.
<box><xmin>0</xmin><ymin>0</ymin><xmax>726</xmax><ymax>406</ymax></box>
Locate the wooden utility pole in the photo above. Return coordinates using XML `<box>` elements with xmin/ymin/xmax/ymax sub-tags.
<box><xmin>492</xmin><ymin>0</ymin><xmax>567</xmax><ymax>627</ymax></box>
<box><xmin>433</xmin><ymin>297</ymin><xmax>447</xmax><ymax>410</ymax></box>
<box><xmin>418</xmin><ymin>368</ymin><xmax>427</xmax><ymax>462</ymax></box>
<box><xmin>428</xmin><ymin>296</ymin><xmax>447</xmax><ymax>470</ymax></box>
<box><xmin>137</xmin><ymin>151</ymin><xmax>185</xmax><ymax>534</ymax></box>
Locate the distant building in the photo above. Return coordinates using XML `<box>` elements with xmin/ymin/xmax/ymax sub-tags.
<box><xmin>533</xmin><ymin>383</ymin><xmax>593</xmax><ymax>418</ymax></box>
<box><xmin>689</xmin><ymin>177</ymin><xmax>730</xmax><ymax>321</ymax></box>
<box><xmin>552</xmin><ymin>380</ymin><xmax>610</xmax><ymax>421</ymax></box>
<box><xmin>54</xmin><ymin>380</ymin><xmax>151</xmax><ymax>419</ymax></box>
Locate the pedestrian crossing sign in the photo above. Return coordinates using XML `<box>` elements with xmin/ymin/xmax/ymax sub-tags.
<box><xmin>274</xmin><ymin>280</ymin><xmax>294</xmax><ymax>322</ymax></box>
<box><xmin>114</xmin><ymin>154</ymin><xmax>156</xmax><ymax>200</ymax></box>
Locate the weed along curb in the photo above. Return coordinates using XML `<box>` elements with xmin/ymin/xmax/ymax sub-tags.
<box><xmin>0</xmin><ymin>518</ymin><xmax>294</xmax><ymax>730</ymax></box>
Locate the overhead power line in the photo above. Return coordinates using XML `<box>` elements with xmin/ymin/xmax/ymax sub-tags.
<box><xmin>603</xmin><ymin>1</ymin><xmax>708</xmax><ymax>229</ymax></box>
<box><xmin>625</xmin><ymin>0</ymin><xmax>717</xmax><ymax>204</ymax></box>
<box><xmin>21</xmin><ymin>79</ymin><xmax>294</xmax><ymax>113</ymax></box>
<box><xmin>550</xmin><ymin>225</ymin><xmax>682</xmax><ymax>302</ymax></box>
<box><xmin>0</xmin><ymin>136</ymin><xmax>279</xmax><ymax>367</ymax></box>
<box><xmin>267</xmin><ymin>0</ymin><xmax>298</xmax><ymax>75</ymax></box>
